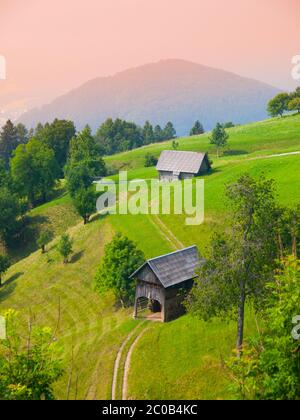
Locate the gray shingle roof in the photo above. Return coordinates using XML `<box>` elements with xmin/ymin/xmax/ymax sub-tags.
<box><xmin>131</xmin><ymin>246</ymin><xmax>202</xmax><ymax>288</ymax></box>
<box><xmin>156</xmin><ymin>150</ymin><xmax>208</xmax><ymax>174</ymax></box>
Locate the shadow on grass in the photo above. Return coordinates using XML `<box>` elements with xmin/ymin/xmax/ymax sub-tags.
<box><xmin>89</xmin><ymin>212</ymin><xmax>110</xmax><ymax>223</ymax></box>
<box><xmin>0</xmin><ymin>272</ymin><xmax>23</xmax><ymax>303</ymax></box>
<box><xmin>70</xmin><ymin>250</ymin><xmax>84</xmax><ymax>263</ymax></box>
<box><xmin>223</xmin><ymin>149</ymin><xmax>248</xmax><ymax>156</ymax></box>
<box><xmin>8</xmin><ymin>215</ymin><xmax>49</xmax><ymax>263</ymax></box>
<box><xmin>198</xmin><ymin>167</ymin><xmax>222</xmax><ymax>177</ymax></box>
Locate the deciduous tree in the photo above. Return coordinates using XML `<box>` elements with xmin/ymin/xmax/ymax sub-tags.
<box><xmin>267</xmin><ymin>93</ymin><xmax>290</xmax><ymax>117</ymax></box>
<box><xmin>11</xmin><ymin>138</ymin><xmax>59</xmax><ymax>206</ymax></box>
<box><xmin>227</xmin><ymin>259</ymin><xmax>300</xmax><ymax>400</ymax></box>
<box><xmin>288</xmin><ymin>97</ymin><xmax>300</xmax><ymax>113</ymax></box>
<box><xmin>95</xmin><ymin>233</ymin><xmax>144</xmax><ymax>307</ymax></box>
<box><xmin>72</xmin><ymin>187</ymin><xmax>96</xmax><ymax>224</ymax></box>
<box><xmin>186</xmin><ymin>175</ymin><xmax>278</xmax><ymax>355</ymax></box>
<box><xmin>209</xmin><ymin>123</ymin><xmax>229</xmax><ymax>157</ymax></box>
<box><xmin>37</xmin><ymin>230</ymin><xmax>53</xmax><ymax>254</ymax></box>
<box><xmin>36</xmin><ymin>119</ymin><xmax>76</xmax><ymax>171</ymax></box>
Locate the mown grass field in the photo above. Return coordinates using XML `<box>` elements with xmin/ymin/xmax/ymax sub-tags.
<box><xmin>0</xmin><ymin>217</ymin><xmax>141</xmax><ymax>399</ymax></box>
<box><xmin>106</xmin><ymin>114</ymin><xmax>300</xmax><ymax>170</ymax></box>
<box><xmin>128</xmin><ymin>311</ymin><xmax>259</xmax><ymax>400</ymax></box>
<box><xmin>8</xmin><ymin>184</ymin><xmax>80</xmax><ymax>262</ymax></box>
<box><xmin>157</xmin><ymin>153</ymin><xmax>300</xmax><ymax>253</ymax></box>
<box><xmin>1</xmin><ymin>114</ymin><xmax>300</xmax><ymax>399</ymax></box>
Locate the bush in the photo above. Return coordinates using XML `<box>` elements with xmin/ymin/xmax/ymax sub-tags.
<box><xmin>0</xmin><ymin>310</ymin><xmax>63</xmax><ymax>400</ymax></box>
<box><xmin>144</xmin><ymin>153</ymin><xmax>158</xmax><ymax>167</ymax></box>
<box><xmin>222</xmin><ymin>122</ymin><xmax>235</xmax><ymax>128</ymax></box>
<box><xmin>57</xmin><ymin>234</ymin><xmax>73</xmax><ymax>264</ymax></box>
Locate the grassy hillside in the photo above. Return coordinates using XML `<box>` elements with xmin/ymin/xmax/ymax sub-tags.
<box><xmin>158</xmin><ymin>153</ymin><xmax>300</xmax><ymax>253</ymax></box>
<box><xmin>128</xmin><ymin>312</ymin><xmax>259</xmax><ymax>400</ymax></box>
<box><xmin>0</xmin><ymin>217</ymin><xmax>142</xmax><ymax>399</ymax></box>
<box><xmin>106</xmin><ymin>114</ymin><xmax>300</xmax><ymax>170</ymax></box>
<box><xmin>1</xmin><ymin>114</ymin><xmax>300</xmax><ymax>400</ymax></box>
<box><xmin>8</xmin><ymin>184</ymin><xmax>79</xmax><ymax>262</ymax></box>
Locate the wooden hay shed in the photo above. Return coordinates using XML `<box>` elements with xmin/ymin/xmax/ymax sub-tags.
<box><xmin>130</xmin><ymin>246</ymin><xmax>202</xmax><ymax>322</ymax></box>
<box><xmin>156</xmin><ymin>150</ymin><xmax>211</xmax><ymax>181</ymax></box>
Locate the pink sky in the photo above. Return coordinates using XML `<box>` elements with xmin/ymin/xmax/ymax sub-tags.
<box><xmin>0</xmin><ymin>0</ymin><xmax>300</xmax><ymax>119</ymax></box>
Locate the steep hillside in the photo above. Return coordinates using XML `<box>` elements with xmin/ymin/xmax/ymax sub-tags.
<box><xmin>106</xmin><ymin>114</ymin><xmax>300</xmax><ymax>170</ymax></box>
<box><xmin>18</xmin><ymin>59</ymin><xmax>280</xmax><ymax>135</ymax></box>
<box><xmin>1</xmin><ymin>114</ymin><xmax>300</xmax><ymax>400</ymax></box>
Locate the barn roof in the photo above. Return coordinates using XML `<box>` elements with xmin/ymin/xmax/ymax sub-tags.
<box><xmin>131</xmin><ymin>246</ymin><xmax>202</xmax><ymax>288</ymax></box>
<box><xmin>156</xmin><ymin>150</ymin><xmax>209</xmax><ymax>174</ymax></box>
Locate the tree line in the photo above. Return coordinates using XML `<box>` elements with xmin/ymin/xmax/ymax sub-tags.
<box><xmin>0</xmin><ymin>115</ymin><xmax>209</xmax><ymax>255</ymax></box>
<box><xmin>0</xmin><ymin>119</ymin><xmax>99</xmax><ymax>250</ymax></box>
<box><xmin>96</xmin><ymin>119</ymin><xmax>177</xmax><ymax>155</ymax></box>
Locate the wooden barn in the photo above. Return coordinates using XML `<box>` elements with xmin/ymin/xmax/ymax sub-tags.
<box><xmin>130</xmin><ymin>246</ymin><xmax>202</xmax><ymax>322</ymax></box>
<box><xmin>156</xmin><ymin>150</ymin><xmax>211</xmax><ymax>181</ymax></box>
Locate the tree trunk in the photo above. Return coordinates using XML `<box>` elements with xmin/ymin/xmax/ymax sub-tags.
<box><xmin>41</xmin><ymin>244</ymin><xmax>45</xmax><ymax>254</ymax></box>
<box><xmin>29</xmin><ymin>191</ymin><xmax>35</xmax><ymax>209</ymax></box>
<box><xmin>236</xmin><ymin>279</ymin><xmax>246</xmax><ymax>357</ymax></box>
<box><xmin>292</xmin><ymin>234</ymin><xmax>297</xmax><ymax>259</ymax></box>
<box><xmin>0</xmin><ymin>274</ymin><xmax>2</xmax><ymax>288</ymax></box>
<box><xmin>277</xmin><ymin>233</ymin><xmax>284</xmax><ymax>260</ymax></box>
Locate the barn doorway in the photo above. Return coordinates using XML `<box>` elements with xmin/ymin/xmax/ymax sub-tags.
<box><xmin>135</xmin><ymin>297</ymin><xmax>163</xmax><ymax>322</ymax></box>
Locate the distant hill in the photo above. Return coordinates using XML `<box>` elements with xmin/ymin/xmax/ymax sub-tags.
<box><xmin>18</xmin><ymin>59</ymin><xmax>280</xmax><ymax>135</ymax></box>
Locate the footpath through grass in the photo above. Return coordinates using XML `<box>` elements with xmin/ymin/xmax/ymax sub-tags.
<box><xmin>1</xmin><ymin>113</ymin><xmax>300</xmax><ymax>399</ymax></box>
<box><xmin>127</xmin><ymin>311</ymin><xmax>259</xmax><ymax>400</ymax></box>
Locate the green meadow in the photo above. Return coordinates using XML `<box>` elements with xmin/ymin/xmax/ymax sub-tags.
<box><xmin>1</xmin><ymin>114</ymin><xmax>300</xmax><ymax>399</ymax></box>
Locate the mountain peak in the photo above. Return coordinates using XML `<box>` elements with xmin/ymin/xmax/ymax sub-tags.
<box><xmin>18</xmin><ymin>61</ymin><xmax>280</xmax><ymax>135</ymax></box>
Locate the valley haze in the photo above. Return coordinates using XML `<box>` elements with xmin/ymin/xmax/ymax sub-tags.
<box><xmin>18</xmin><ymin>59</ymin><xmax>280</xmax><ymax>135</ymax></box>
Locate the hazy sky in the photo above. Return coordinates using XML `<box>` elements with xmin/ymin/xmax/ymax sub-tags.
<box><xmin>0</xmin><ymin>0</ymin><xmax>300</xmax><ymax>118</ymax></box>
